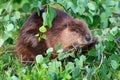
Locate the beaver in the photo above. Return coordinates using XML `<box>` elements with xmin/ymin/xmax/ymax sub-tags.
<box><xmin>15</xmin><ymin>8</ymin><xmax>96</xmax><ymax>63</ymax></box>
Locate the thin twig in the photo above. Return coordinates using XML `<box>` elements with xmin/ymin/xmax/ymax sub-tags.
<box><xmin>0</xmin><ymin>50</ymin><xmax>16</xmax><ymax>55</ymax></box>
<box><xmin>43</xmin><ymin>2</ymin><xmax>67</xmax><ymax>11</ymax></box>
<box><xmin>1</xmin><ymin>0</ymin><xmax>12</xmax><ymax>16</ymax></box>
<box><xmin>92</xmin><ymin>53</ymin><xmax>104</xmax><ymax>75</ymax></box>
<box><xmin>97</xmin><ymin>53</ymin><xmax>104</xmax><ymax>69</ymax></box>
<box><xmin>113</xmin><ymin>12</ymin><xmax>120</xmax><ymax>17</ymax></box>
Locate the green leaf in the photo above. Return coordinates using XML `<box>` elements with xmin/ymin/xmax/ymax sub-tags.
<box><xmin>42</xmin><ymin>63</ymin><xmax>48</xmax><ymax>68</ymax></box>
<box><xmin>65</xmin><ymin>74</ymin><xmax>71</xmax><ymax>79</ymax></box>
<box><xmin>46</xmin><ymin>47</ymin><xmax>53</xmax><ymax>54</ymax></box>
<box><xmin>80</xmin><ymin>55</ymin><xmax>87</xmax><ymax>61</ymax></box>
<box><xmin>117</xmin><ymin>71</ymin><xmax>120</xmax><ymax>79</ymax></box>
<box><xmin>109</xmin><ymin>17</ymin><xmax>116</xmax><ymax>24</ymax></box>
<box><xmin>55</xmin><ymin>43</ymin><xmax>62</xmax><ymax>51</ymax></box>
<box><xmin>36</xmin><ymin>55</ymin><xmax>43</xmax><ymax>64</ymax></box>
<box><xmin>108</xmin><ymin>0</ymin><xmax>115</xmax><ymax>6</ymax></box>
<box><xmin>30</xmin><ymin>0</ymin><xmax>38</xmax><ymax>8</ymax></box>
<box><xmin>6</xmin><ymin>24</ymin><xmax>14</xmax><ymax>32</ymax></box>
<box><xmin>88</xmin><ymin>15</ymin><xmax>93</xmax><ymax>24</ymax></box>
<box><xmin>75</xmin><ymin>55</ymin><xmax>86</xmax><ymax>68</ymax></box>
<box><xmin>41</xmin><ymin>34</ymin><xmax>46</xmax><ymax>39</ymax></box>
<box><xmin>38</xmin><ymin>37</ymin><xmax>41</xmax><ymax>42</ymax></box>
<box><xmin>100</xmin><ymin>12</ymin><xmax>108</xmax><ymax>22</ymax></box>
<box><xmin>0</xmin><ymin>39</ymin><xmax>4</xmax><ymax>47</ymax></box>
<box><xmin>92</xmin><ymin>15</ymin><xmax>100</xmax><ymax>28</ymax></box>
<box><xmin>100</xmin><ymin>12</ymin><xmax>110</xmax><ymax>28</ymax></box>
<box><xmin>87</xmin><ymin>2</ymin><xmax>96</xmax><ymax>10</ymax></box>
<box><xmin>41</xmin><ymin>0</ymin><xmax>48</xmax><ymax>4</ymax></box>
<box><xmin>38</xmin><ymin>1</ymin><xmax>43</xmax><ymax>10</ymax></box>
<box><xmin>96</xmin><ymin>42</ymin><xmax>105</xmax><ymax>54</ymax></box>
<box><xmin>42</xmin><ymin>7</ymin><xmax>56</xmax><ymax>28</ymax></box>
<box><xmin>48</xmin><ymin>60</ymin><xmax>61</xmax><ymax>74</ymax></box>
<box><xmin>65</xmin><ymin>62</ymin><xmax>74</xmax><ymax>71</ymax></box>
<box><xmin>72</xmin><ymin>66</ymin><xmax>80</xmax><ymax>78</ymax></box>
<box><xmin>97</xmin><ymin>29</ymin><xmax>103</xmax><ymax>36</ymax></box>
<box><xmin>103</xmin><ymin>41</ymin><xmax>115</xmax><ymax>52</ymax></box>
<box><xmin>4</xmin><ymin>15</ymin><xmax>9</xmax><ymax>21</ymax></box>
<box><xmin>14</xmin><ymin>11</ymin><xmax>21</xmax><ymax>19</ymax></box>
<box><xmin>39</xmin><ymin>26</ymin><xmax>47</xmax><ymax>33</ymax></box>
<box><xmin>11</xmin><ymin>17</ymin><xmax>17</xmax><ymax>23</ymax></box>
<box><xmin>57</xmin><ymin>49</ymin><xmax>63</xmax><ymax>54</ymax></box>
<box><xmin>103</xmin><ymin>20</ymin><xmax>108</xmax><ymax>28</ymax></box>
<box><xmin>46</xmin><ymin>47</ymin><xmax>53</xmax><ymax>58</ymax></box>
<box><xmin>42</xmin><ymin>12</ymin><xmax>47</xmax><ymax>26</ymax></box>
<box><xmin>49</xmin><ymin>3</ymin><xmax>65</xmax><ymax>10</ymax></box>
<box><xmin>110</xmin><ymin>27</ymin><xmax>118</xmax><ymax>36</ymax></box>
<box><xmin>85</xmin><ymin>66</ymin><xmax>91</xmax><ymax>78</ymax></box>
<box><xmin>77</xmin><ymin>6</ymin><xmax>85</xmax><ymax>14</ymax></box>
<box><xmin>100</xmin><ymin>61</ymin><xmax>109</xmax><ymax>78</ymax></box>
<box><xmin>88</xmin><ymin>49</ymin><xmax>97</xmax><ymax>56</ymax></box>
<box><xmin>35</xmin><ymin>34</ymin><xmax>39</xmax><ymax>37</ymax></box>
<box><xmin>109</xmin><ymin>54</ymin><xmax>120</xmax><ymax>63</ymax></box>
<box><xmin>7</xmin><ymin>5</ymin><xmax>12</xmax><ymax>13</ymax></box>
<box><xmin>58</xmin><ymin>52</ymin><xmax>74</xmax><ymax>60</ymax></box>
<box><xmin>22</xmin><ymin>3</ymin><xmax>30</xmax><ymax>12</ymax></box>
<box><xmin>67</xmin><ymin>1</ymin><xmax>73</xmax><ymax>9</ymax></box>
<box><xmin>0</xmin><ymin>9</ymin><xmax>2</xmax><ymax>15</ymax></box>
<box><xmin>106</xmin><ymin>33</ymin><xmax>114</xmax><ymax>41</ymax></box>
<box><xmin>111</xmin><ymin>60</ymin><xmax>119</xmax><ymax>69</ymax></box>
<box><xmin>11</xmin><ymin>75</ymin><xmax>19</xmax><ymax>80</ymax></box>
<box><xmin>48</xmin><ymin>7</ymin><xmax>56</xmax><ymax>28</ymax></box>
<box><xmin>83</xmin><ymin>77</ymin><xmax>87</xmax><ymax>80</ymax></box>
<box><xmin>58</xmin><ymin>53</ymin><xmax>65</xmax><ymax>60</ymax></box>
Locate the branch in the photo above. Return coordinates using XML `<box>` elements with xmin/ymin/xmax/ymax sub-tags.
<box><xmin>92</xmin><ymin>53</ymin><xmax>104</xmax><ymax>75</ymax></box>
<box><xmin>43</xmin><ymin>2</ymin><xmax>67</xmax><ymax>11</ymax></box>
<box><xmin>113</xmin><ymin>12</ymin><xmax>120</xmax><ymax>17</ymax></box>
<box><xmin>0</xmin><ymin>50</ymin><xmax>16</xmax><ymax>55</ymax></box>
<box><xmin>97</xmin><ymin>53</ymin><xmax>104</xmax><ymax>69</ymax></box>
<box><xmin>1</xmin><ymin>0</ymin><xmax>12</xmax><ymax>16</ymax></box>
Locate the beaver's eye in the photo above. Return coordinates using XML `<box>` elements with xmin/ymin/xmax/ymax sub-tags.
<box><xmin>63</xmin><ymin>23</ymin><xmax>67</xmax><ymax>28</ymax></box>
<box><xmin>75</xmin><ymin>29</ymin><xmax>79</xmax><ymax>33</ymax></box>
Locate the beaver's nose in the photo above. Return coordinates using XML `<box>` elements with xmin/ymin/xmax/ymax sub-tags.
<box><xmin>85</xmin><ymin>34</ymin><xmax>91</xmax><ymax>41</ymax></box>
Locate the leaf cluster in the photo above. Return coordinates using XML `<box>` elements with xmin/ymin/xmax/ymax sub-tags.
<box><xmin>0</xmin><ymin>0</ymin><xmax>120</xmax><ymax>80</ymax></box>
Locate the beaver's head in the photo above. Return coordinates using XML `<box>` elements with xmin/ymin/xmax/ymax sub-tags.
<box><xmin>45</xmin><ymin>9</ymin><xmax>92</xmax><ymax>51</ymax></box>
<box><xmin>60</xmin><ymin>19</ymin><xmax>92</xmax><ymax>49</ymax></box>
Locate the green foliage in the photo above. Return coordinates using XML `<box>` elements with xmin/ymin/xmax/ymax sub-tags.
<box><xmin>39</xmin><ymin>25</ymin><xmax>47</xmax><ymax>33</ymax></box>
<box><xmin>0</xmin><ymin>0</ymin><xmax>120</xmax><ymax>80</ymax></box>
<box><xmin>39</xmin><ymin>7</ymin><xmax>56</xmax><ymax>39</ymax></box>
<box><xmin>42</xmin><ymin>7</ymin><xmax>56</xmax><ymax>28</ymax></box>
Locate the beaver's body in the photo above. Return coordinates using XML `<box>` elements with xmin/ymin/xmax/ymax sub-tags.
<box><xmin>16</xmin><ymin>8</ymin><xmax>92</xmax><ymax>63</ymax></box>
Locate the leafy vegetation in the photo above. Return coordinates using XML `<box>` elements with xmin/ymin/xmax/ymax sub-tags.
<box><xmin>0</xmin><ymin>0</ymin><xmax>120</xmax><ymax>80</ymax></box>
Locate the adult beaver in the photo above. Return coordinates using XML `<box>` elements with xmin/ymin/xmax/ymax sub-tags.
<box><xmin>16</xmin><ymin>8</ymin><xmax>96</xmax><ymax>63</ymax></box>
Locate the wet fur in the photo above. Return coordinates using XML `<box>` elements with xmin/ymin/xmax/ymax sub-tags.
<box><xmin>16</xmin><ymin>8</ymin><xmax>93</xmax><ymax>62</ymax></box>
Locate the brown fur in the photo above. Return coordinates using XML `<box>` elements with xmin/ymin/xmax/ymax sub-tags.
<box><xmin>16</xmin><ymin>8</ymin><xmax>93</xmax><ymax>62</ymax></box>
